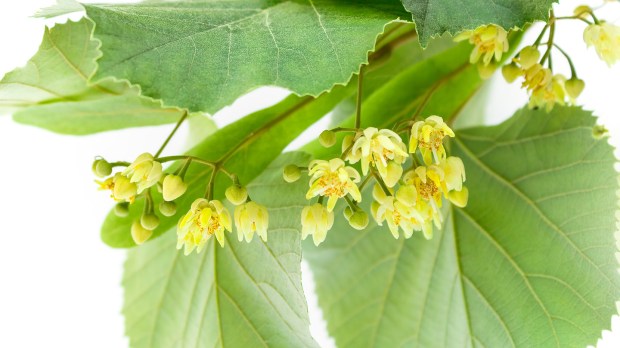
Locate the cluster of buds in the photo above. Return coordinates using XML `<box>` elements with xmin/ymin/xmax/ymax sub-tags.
<box><xmin>502</xmin><ymin>45</ymin><xmax>583</xmax><ymax>112</ymax></box>
<box><xmin>454</xmin><ymin>24</ymin><xmax>510</xmax><ymax>79</ymax></box>
<box><xmin>284</xmin><ymin>116</ymin><xmax>468</xmax><ymax>246</ymax></box>
<box><xmin>94</xmin><ymin>152</ymin><xmax>269</xmax><ymax>255</ymax></box>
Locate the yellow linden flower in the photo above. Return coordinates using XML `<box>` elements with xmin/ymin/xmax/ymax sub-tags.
<box><xmin>301</xmin><ymin>203</ymin><xmax>334</xmax><ymax>246</ymax></box>
<box><xmin>584</xmin><ymin>22</ymin><xmax>620</xmax><ymax>66</ymax></box>
<box><xmin>346</xmin><ymin>128</ymin><xmax>408</xmax><ymax>187</ymax></box>
<box><xmin>405</xmin><ymin>166</ymin><xmax>445</xmax><ymax>226</ymax></box>
<box><xmin>409</xmin><ymin>116</ymin><xmax>455</xmax><ymax>165</ymax></box>
<box><xmin>521</xmin><ymin>63</ymin><xmax>552</xmax><ymax>92</ymax></box>
<box><xmin>528</xmin><ymin>74</ymin><xmax>567</xmax><ymax>112</ymax></box>
<box><xmin>177</xmin><ymin>198</ymin><xmax>232</xmax><ymax>255</ymax></box>
<box><xmin>454</xmin><ymin>24</ymin><xmax>509</xmax><ymax>66</ymax></box>
<box><xmin>234</xmin><ymin>201</ymin><xmax>269</xmax><ymax>242</ymax></box>
<box><xmin>122</xmin><ymin>153</ymin><xmax>163</xmax><ymax>193</ymax></box>
<box><xmin>371</xmin><ymin>184</ymin><xmax>424</xmax><ymax>239</ymax></box>
<box><xmin>306</xmin><ymin>158</ymin><xmax>362</xmax><ymax>211</ymax></box>
<box><xmin>97</xmin><ymin>173</ymin><xmax>138</xmax><ymax>203</ymax></box>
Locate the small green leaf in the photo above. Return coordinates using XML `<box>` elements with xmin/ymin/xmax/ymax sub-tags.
<box><xmin>304</xmin><ymin>106</ymin><xmax>619</xmax><ymax>347</ymax></box>
<box><xmin>402</xmin><ymin>0</ymin><xmax>556</xmax><ymax>45</ymax></box>
<box><xmin>123</xmin><ymin>152</ymin><xmax>319</xmax><ymax>348</ymax></box>
<box><xmin>0</xmin><ymin>19</ymin><xmax>183</xmax><ymax>134</ymax></box>
<box><xmin>84</xmin><ymin>0</ymin><xmax>409</xmax><ymax>113</ymax></box>
<box><xmin>34</xmin><ymin>0</ymin><xmax>84</xmax><ymax>19</ymax></box>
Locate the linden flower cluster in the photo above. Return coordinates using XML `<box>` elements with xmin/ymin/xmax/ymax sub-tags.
<box><xmin>94</xmin><ymin>152</ymin><xmax>269</xmax><ymax>255</ymax></box>
<box><xmin>458</xmin><ymin>5</ymin><xmax>620</xmax><ymax>112</ymax></box>
<box><xmin>283</xmin><ymin>116</ymin><xmax>468</xmax><ymax>246</ymax></box>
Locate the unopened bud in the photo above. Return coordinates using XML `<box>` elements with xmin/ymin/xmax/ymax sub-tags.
<box><xmin>319</xmin><ymin>130</ymin><xmax>337</xmax><ymax>147</ymax></box>
<box><xmin>477</xmin><ymin>62</ymin><xmax>496</xmax><ymax>80</ymax></box>
<box><xmin>343</xmin><ymin>206</ymin><xmax>354</xmax><ymax>220</ymax></box>
<box><xmin>501</xmin><ymin>63</ymin><xmax>522</xmax><ymax>83</ymax></box>
<box><xmin>348</xmin><ymin>210</ymin><xmax>369</xmax><ymax>230</ymax></box>
<box><xmin>592</xmin><ymin>125</ymin><xmax>609</xmax><ymax>139</ymax></box>
<box><xmin>574</xmin><ymin>5</ymin><xmax>592</xmax><ymax>19</ymax></box>
<box><xmin>519</xmin><ymin>46</ymin><xmax>540</xmax><ymax>69</ymax></box>
<box><xmin>162</xmin><ymin>174</ymin><xmax>187</xmax><ymax>201</ymax></box>
<box><xmin>283</xmin><ymin>165</ymin><xmax>302</xmax><ymax>183</ymax></box>
<box><xmin>114</xmin><ymin>203</ymin><xmax>130</xmax><ymax>217</ymax></box>
<box><xmin>159</xmin><ymin>201</ymin><xmax>177</xmax><ymax>217</ymax></box>
<box><xmin>131</xmin><ymin>220</ymin><xmax>153</xmax><ymax>245</ymax></box>
<box><xmin>225</xmin><ymin>185</ymin><xmax>248</xmax><ymax>205</ymax></box>
<box><xmin>92</xmin><ymin>158</ymin><xmax>112</xmax><ymax>178</ymax></box>
<box><xmin>141</xmin><ymin>213</ymin><xmax>160</xmax><ymax>230</ymax></box>
<box><xmin>448</xmin><ymin>187</ymin><xmax>469</xmax><ymax>208</ymax></box>
<box><xmin>565</xmin><ymin>78</ymin><xmax>585</xmax><ymax>99</ymax></box>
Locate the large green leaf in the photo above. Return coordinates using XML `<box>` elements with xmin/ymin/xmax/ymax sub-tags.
<box><xmin>123</xmin><ymin>152</ymin><xmax>318</xmax><ymax>348</ymax></box>
<box><xmin>0</xmin><ymin>19</ymin><xmax>183</xmax><ymax>134</ymax></box>
<box><xmin>304</xmin><ymin>106</ymin><xmax>620</xmax><ymax>347</ymax></box>
<box><xmin>84</xmin><ymin>0</ymin><xmax>409</xmax><ymax>113</ymax></box>
<box><xmin>402</xmin><ymin>0</ymin><xmax>555</xmax><ymax>45</ymax></box>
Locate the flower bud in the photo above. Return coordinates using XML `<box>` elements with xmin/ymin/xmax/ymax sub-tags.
<box><xmin>225</xmin><ymin>185</ymin><xmax>248</xmax><ymax>205</ymax></box>
<box><xmin>343</xmin><ymin>206</ymin><xmax>354</xmax><ymax>220</ymax></box>
<box><xmin>592</xmin><ymin>125</ymin><xmax>609</xmax><ymax>139</ymax></box>
<box><xmin>348</xmin><ymin>210</ymin><xmax>369</xmax><ymax>230</ymax></box>
<box><xmin>141</xmin><ymin>213</ymin><xmax>160</xmax><ymax>230</ymax></box>
<box><xmin>92</xmin><ymin>158</ymin><xmax>112</xmax><ymax>178</ymax></box>
<box><xmin>319</xmin><ymin>130</ymin><xmax>337</xmax><ymax>147</ymax></box>
<box><xmin>565</xmin><ymin>78</ymin><xmax>585</xmax><ymax>99</ymax></box>
<box><xmin>131</xmin><ymin>220</ymin><xmax>153</xmax><ymax>245</ymax></box>
<box><xmin>114</xmin><ymin>203</ymin><xmax>130</xmax><ymax>217</ymax></box>
<box><xmin>501</xmin><ymin>63</ymin><xmax>522</xmax><ymax>83</ymax></box>
<box><xmin>283</xmin><ymin>165</ymin><xmax>302</xmax><ymax>183</ymax></box>
<box><xmin>574</xmin><ymin>5</ymin><xmax>592</xmax><ymax>19</ymax></box>
<box><xmin>159</xmin><ymin>201</ymin><xmax>177</xmax><ymax>217</ymax></box>
<box><xmin>477</xmin><ymin>62</ymin><xmax>496</xmax><ymax>80</ymax></box>
<box><xmin>518</xmin><ymin>46</ymin><xmax>540</xmax><ymax>69</ymax></box>
<box><xmin>162</xmin><ymin>174</ymin><xmax>187</xmax><ymax>201</ymax></box>
<box><xmin>113</xmin><ymin>175</ymin><xmax>138</xmax><ymax>202</ymax></box>
<box><xmin>341</xmin><ymin>134</ymin><xmax>354</xmax><ymax>153</ymax></box>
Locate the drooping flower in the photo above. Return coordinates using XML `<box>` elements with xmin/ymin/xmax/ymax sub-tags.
<box><xmin>402</xmin><ymin>166</ymin><xmax>446</xmax><ymax>231</ymax></box>
<box><xmin>97</xmin><ymin>173</ymin><xmax>138</xmax><ymax>203</ymax></box>
<box><xmin>528</xmin><ymin>74</ymin><xmax>567</xmax><ymax>112</ymax></box>
<box><xmin>306</xmin><ymin>158</ymin><xmax>361</xmax><ymax>211</ymax></box>
<box><xmin>301</xmin><ymin>203</ymin><xmax>334</xmax><ymax>246</ymax></box>
<box><xmin>521</xmin><ymin>63</ymin><xmax>552</xmax><ymax>92</ymax></box>
<box><xmin>176</xmin><ymin>198</ymin><xmax>232</xmax><ymax>254</ymax></box>
<box><xmin>371</xmin><ymin>184</ymin><xmax>423</xmax><ymax>239</ymax></box>
<box><xmin>584</xmin><ymin>22</ymin><xmax>620</xmax><ymax>66</ymax></box>
<box><xmin>454</xmin><ymin>24</ymin><xmax>509</xmax><ymax>66</ymax></box>
<box><xmin>234</xmin><ymin>201</ymin><xmax>269</xmax><ymax>242</ymax></box>
<box><xmin>345</xmin><ymin>127</ymin><xmax>408</xmax><ymax>187</ymax></box>
<box><xmin>409</xmin><ymin>116</ymin><xmax>455</xmax><ymax>165</ymax></box>
<box><xmin>122</xmin><ymin>153</ymin><xmax>163</xmax><ymax>193</ymax></box>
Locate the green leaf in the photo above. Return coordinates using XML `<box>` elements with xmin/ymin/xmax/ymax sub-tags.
<box><xmin>304</xmin><ymin>106</ymin><xmax>620</xmax><ymax>347</ymax></box>
<box><xmin>84</xmin><ymin>0</ymin><xmax>409</xmax><ymax>113</ymax></box>
<box><xmin>123</xmin><ymin>152</ymin><xmax>319</xmax><ymax>348</ymax></box>
<box><xmin>402</xmin><ymin>0</ymin><xmax>556</xmax><ymax>45</ymax></box>
<box><xmin>0</xmin><ymin>19</ymin><xmax>183</xmax><ymax>134</ymax></box>
<box><xmin>101</xmin><ymin>88</ymin><xmax>350</xmax><ymax>248</ymax></box>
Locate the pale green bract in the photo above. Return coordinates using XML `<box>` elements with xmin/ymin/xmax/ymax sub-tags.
<box><xmin>123</xmin><ymin>153</ymin><xmax>319</xmax><ymax>348</ymax></box>
<box><xmin>83</xmin><ymin>0</ymin><xmax>409</xmax><ymax>113</ymax></box>
<box><xmin>401</xmin><ymin>0</ymin><xmax>557</xmax><ymax>45</ymax></box>
<box><xmin>304</xmin><ymin>106</ymin><xmax>620</xmax><ymax>347</ymax></box>
<box><xmin>0</xmin><ymin>19</ymin><xmax>184</xmax><ymax>134</ymax></box>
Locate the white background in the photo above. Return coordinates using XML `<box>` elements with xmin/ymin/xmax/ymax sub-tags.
<box><xmin>0</xmin><ymin>1</ymin><xmax>619</xmax><ymax>347</ymax></box>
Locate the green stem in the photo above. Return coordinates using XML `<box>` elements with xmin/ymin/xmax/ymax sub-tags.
<box><xmin>355</xmin><ymin>67</ymin><xmax>364</xmax><ymax>129</ymax></box>
<box><xmin>343</xmin><ymin>195</ymin><xmax>358</xmax><ymax>211</ymax></box>
<box><xmin>331</xmin><ymin>127</ymin><xmax>359</xmax><ymax>133</ymax></box>
<box><xmin>156</xmin><ymin>155</ymin><xmax>216</xmax><ymax>168</ymax></box>
<box><xmin>205</xmin><ymin>170</ymin><xmax>216</xmax><ymax>200</ymax></box>
<box><xmin>533</xmin><ymin>24</ymin><xmax>549</xmax><ymax>46</ymax></box>
<box><xmin>540</xmin><ymin>12</ymin><xmax>555</xmax><ymax>65</ymax></box>
<box><xmin>552</xmin><ymin>43</ymin><xmax>577</xmax><ymax>78</ymax></box>
<box><xmin>110</xmin><ymin>161</ymin><xmax>130</xmax><ymax>167</ymax></box>
<box><xmin>358</xmin><ymin>174</ymin><xmax>373</xmax><ymax>191</ymax></box>
<box><xmin>154</xmin><ymin>111</ymin><xmax>188</xmax><ymax>158</ymax></box>
<box><xmin>370</xmin><ymin>169</ymin><xmax>391</xmax><ymax>196</ymax></box>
